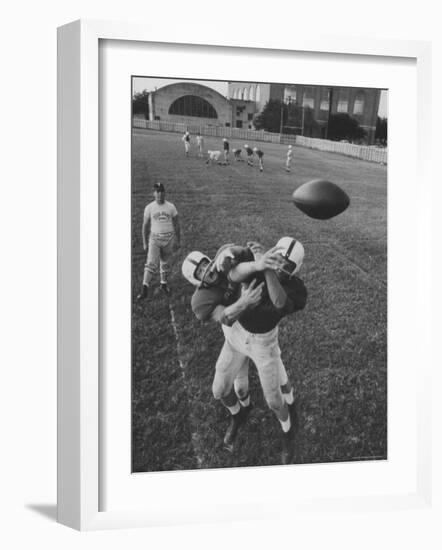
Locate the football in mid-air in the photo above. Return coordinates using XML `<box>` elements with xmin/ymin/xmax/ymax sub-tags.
<box><xmin>292</xmin><ymin>179</ymin><xmax>350</xmax><ymax>220</ymax></box>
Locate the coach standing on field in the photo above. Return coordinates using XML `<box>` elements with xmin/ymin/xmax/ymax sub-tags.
<box><xmin>137</xmin><ymin>182</ymin><xmax>181</xmax><ymax>300</ymax></box>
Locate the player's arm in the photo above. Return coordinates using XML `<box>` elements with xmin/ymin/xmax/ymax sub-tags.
<box><xmin>263</xmin><ymin>269</ymin><xmax>288</xmax><ymax>310</ymax></box>
<box><xmin>228</xmin><ymin>243</ymin><xmax>284</xmax><ymax>283</ymax></box>
<box><xmin>211</xmin><ymin>279</ymin><xmax>264</xmax><ymax>326</ymax></box>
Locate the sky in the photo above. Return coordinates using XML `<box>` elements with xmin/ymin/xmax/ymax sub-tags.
<box><xmin>132</xmin><ymin>77</ymin><xmax>388</xmax><ymax>118</ymax></box>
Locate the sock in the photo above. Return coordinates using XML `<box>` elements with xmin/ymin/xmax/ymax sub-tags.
<box><xmin>280</xmin><ymin>416</ymin><xmax>291</xmax><ymax>433</ymax></box>
<box><xmin>239</xmin><ymin>394</ymin><xmax>250</xmax><ymax>407</ymax></box>
<box><xmin>227</xmin><ymin>402</ymin><xmax>241</xmax><ymax>416</ymax></box>
<box><xmin>283</xmin><ymin>388</ymin><xmax>295</xmax><ymax>405</ymax></box>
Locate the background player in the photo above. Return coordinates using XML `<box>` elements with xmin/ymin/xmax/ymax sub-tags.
<box><xmin>232</xmin><ymin>148</ymin><xmax>243</xmax><ymax>161</ymax></box>
<box><xmin>182</xmin><ymin>130</ymin><xmax>191</xmax><ymax>156</ymax></box>
<box><xmin>244</xmin><ymin>144</ymin><xmax>254</xmax><ymax>166</ymax></box>
<box><xmin>196</xmin><ymin>132</ymin><xmax>205</xmax><ymax>157</ymax></box>
<box><xmin>206</xmin><ymin>150</ymin><xmax>222</xmax><ymax>165</ymax></box>
<box><xmin>286</xmin><ymin>144</ymin><xmax>293</xmax><ymax>172</ymax></box>
<box><xmin>222</xmin><ymin>138</ymin><xmax>230</xmax><ymax>165</ymax></box>
<box><xmin>253</xmin><ymin>147</ymin><xmax>264</xmax><ymax>172</ymax></box>
<box><xmin>137</xmin><ymin>183</ymin><xmax>181</xmax><ymax>300</ymax></box>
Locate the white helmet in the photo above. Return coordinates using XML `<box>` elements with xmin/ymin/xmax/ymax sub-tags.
<box><xmin>288</xmin><ymin>145</ymin><xmax>292</xmax><ymax>149</ymax></box>
<box><xmin>276</xmin><ymin>237</ymin><xmax>304</xmax><ymax>275</ymax></box>
<box><xmin>253</xmin><ymin>147</ymin><xmax>258</xmax><ymax>152</ymax></box>
<box><xmin>244</xmin><ymin>144</ymin><xmax>249</xmax><ymax>148</ymax></box>
<box><xmin>182</xmin><ymin>251</ymin><xmax>211</xmax><ymax>287</ymax></box>
<box><xmin>223</xmin><ymin>138</ymin><xmax>227</xmax><ymax>142</ymax></box>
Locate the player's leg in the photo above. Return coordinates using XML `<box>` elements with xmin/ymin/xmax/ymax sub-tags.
<box><xmin>158</xmin><ymin>235</ymin><xmax>175</xmax><ymax>295</ymax></box>
<box><xmin>212</xmin><ymin>333</ymin><xmax>251</xmax><ymax>449</ymax></box>
<box><xmin>137</xmin><ymin>237</ymin><xmax>160</xmax><ymax>300</ymax></box>
<box><xmin>233</xmin><ymin>358</ymin><xmax>250</xmax><ymax>406</ymax></box>
<box><xmin>251</xmin><ymin>333</ymin><xmax>297</xmax><ymax>463</ymax></box>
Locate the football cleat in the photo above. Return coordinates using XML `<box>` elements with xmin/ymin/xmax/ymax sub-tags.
<box><xmin>160</xmin><ymin>283</ymin><xmax>171</xmax><ymax>296</ymax></box>
<box><xmin>281</xmin><ymin>426</ymin><xmax>296</xmax><ymax>465</ymax></box>
<box><xmin>136</xmin><ymin>285</ymin><xmax>149</xmax><ymax>301</ymax></box>
<box><xmin>223</xmin><ymin>405</ymin><xmax>251</xmax><ymax>451</ymax></box>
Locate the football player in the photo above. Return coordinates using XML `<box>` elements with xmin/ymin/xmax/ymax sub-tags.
<box><xmin>183</xmin><ymin>238</ymin><xmax>307</xmax><ymax>464</ymax></box>
<box><xmin>136</xmin><ymin>183</ymin><xmax>181</xmax><ymax>299</ymax></box>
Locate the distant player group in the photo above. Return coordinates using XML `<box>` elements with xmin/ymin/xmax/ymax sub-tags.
<box><xmin>182</xmin><ymin>130</ymin><xmax>294</xmax><ymax>173</ymax></box>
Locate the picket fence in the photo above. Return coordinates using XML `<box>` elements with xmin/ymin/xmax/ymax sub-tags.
<box><xmin>133</xmin><ymin>118</ymin><xmax>387</xmax><ymax>164</ymax></box>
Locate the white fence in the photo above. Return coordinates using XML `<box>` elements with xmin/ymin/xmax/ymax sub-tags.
<box><xmin>295</xmin><ymin>136</ymin><xmax>388</xmax><ymax>164</ymax></box>
<box><xmin>133</xmin><ymin>118</ymin><xmax>387</xmax><ymax>164</ymax></box>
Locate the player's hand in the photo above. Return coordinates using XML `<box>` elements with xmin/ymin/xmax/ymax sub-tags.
<box><xmin>214</xmin><ymin>247</ymin><xmax>235</xmax><ymax>273</ymax></box>
<box><xmin>143</xmin><ymin>243</ymin><xmax>148</xmax><ymax>252</ymax></box>
<box><xmin>249</xmin><ymin>243</ymin><xmax>285</xmax><ymax>272</ymax></box>
<box><xmin>239</xmin><ymin>279</ymin><xmax>264</xmax><ymax>309</ymax></box>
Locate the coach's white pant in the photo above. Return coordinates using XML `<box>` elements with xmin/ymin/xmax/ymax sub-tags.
<box><xmin>143</xmin><ymin>232</ymin><xmax>175</xmax><ymax>285</ymax></box>
<box><xmin>213</xmin><ymin>322</ymin><xmax>286</xmax><ymax>413</ymax></box>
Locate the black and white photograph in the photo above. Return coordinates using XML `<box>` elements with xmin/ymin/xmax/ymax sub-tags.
<box><xmin>131</xmin><ymin>76</ymin><xmax>388</xmax><ymax>473</ymax></box>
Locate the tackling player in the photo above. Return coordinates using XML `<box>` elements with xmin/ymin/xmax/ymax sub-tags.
<box><xmin>183</xmin><ymin>238</ymin><xmax>307</xmax><ymax>463</ymax></box>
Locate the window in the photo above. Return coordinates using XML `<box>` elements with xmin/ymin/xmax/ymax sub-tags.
<box><xmin>236</xmin><ymin>120</ymin><xmax>243</xmax><ymax>128</ymax></box>
<box><xmin>154</xmin><ymin>116</ymin><xmax>160</xmax><ymax>120</ymax></box>
<box><xmin>337</xmin><ymin>90</ymin><xmax>349</xmax><ymax>113</ymax></box>
<box><xmin>284</xmin><ymin>87</ymin><xmax>297</xmax><ymax>103</ymax></box>
<box><xmin>225</xmin><ymin>122</ymin><xmax>231</xmax><ymax>127</ymax></box>
<box><xmin>169</xmin><ymin>95</ymin><xmax>218</xmax><ymax>118</ymax></box>
<box><xmin>302</xmin><ymin>87</ymin><xmax>314</xmax><ymax>109</ymax></box>
<box><xmin>320</xmin><ymin>89</ymin><xmax>330</xmax><ymax>111</ymax></box>
<box><xmin>243</xmin><ymin>87</ymin><xmax>248</xmax><ymax>100</ymax></box>
<box><xmin>353</xmin><ymin>92</ymin><xmax>365</xmax><ymax>115</ymax></box>
<box><xmin>256</xmin><ymin>85</ymin><xmax>261</xmax><ymax>102</ymax></box>
<box><xmin>249</xmin><ymin>86</ymin><xmax>255</xmax><ymax>101</ymax></box>
<box><xmin>248</xmin><ymin>113</ymin><xmax>253</xmax><ymax>121</ymax></box>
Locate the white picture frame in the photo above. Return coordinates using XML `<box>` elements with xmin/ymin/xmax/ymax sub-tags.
<box><xmin>57</xmin><ymin>19</ymin><xmax>432</xmax><ymax>531</ymax></box>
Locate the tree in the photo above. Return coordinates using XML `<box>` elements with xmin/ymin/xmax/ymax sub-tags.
<box><xmin>327</xmin><ymin>113</ymin><xmax>366</xmax><ymax>142</ymax></box>
<box><xmin>375</xmin><ymin>117</ymin><xmax>388</xmax><ymax>145</ymax></box>
<box><xmin>254</xmin><ymin>99</ymin><xmax>287</xmax><ymax>133</ymax></box>
<box><xmin>132</xmin><ymin>90</ymin><xmax>150</xmax><ymax>119</ymax></box>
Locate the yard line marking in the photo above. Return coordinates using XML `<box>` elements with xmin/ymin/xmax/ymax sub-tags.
<box><xmin>168</xmin><ymin>302</ymin><xmax>185</xmax><ymax>370</ymax></box>
<box><xmin>167</xmin><ymin>300</ymin><xmax>204</xmax><ymax>467</ymax></box>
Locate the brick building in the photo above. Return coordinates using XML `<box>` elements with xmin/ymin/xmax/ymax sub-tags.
<box><xmin>228</xmin><ymin>82</ymin><xmax>381</xmax><ymax>144</ymax></box>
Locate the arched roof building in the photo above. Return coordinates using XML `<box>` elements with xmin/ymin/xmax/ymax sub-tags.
<box><xmin>148</xmin><ymin>82</ymin><xmax>257</xmax><ymax>130</ymax></box>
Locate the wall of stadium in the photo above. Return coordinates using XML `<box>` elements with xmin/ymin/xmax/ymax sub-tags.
<box><xmin>149</xmin><ymin>82</ymin><xmax>232</xmax><ymax>127</ymax></box>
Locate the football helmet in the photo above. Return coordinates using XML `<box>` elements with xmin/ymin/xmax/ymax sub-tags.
<box><xmin>276</xmin><ymin>237</ymin><xmax>304</xmax><ymax>276</ymax></box>
<box><xmin>182</xmin><ymin>251</ymin><xmax>220</xmax><ymax>287</ymax></box>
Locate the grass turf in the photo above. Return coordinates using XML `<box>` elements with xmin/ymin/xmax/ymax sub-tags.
<box><xmin>131</xmin><ymin>129</ymin><xmax>387</xmax><ymax>472</ymax></box>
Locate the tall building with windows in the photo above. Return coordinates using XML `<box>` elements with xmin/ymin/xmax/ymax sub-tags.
<box><xmin>228</xmin><ymin>82</ymin><xmax>381</xmax><ymax>144</ymax></box>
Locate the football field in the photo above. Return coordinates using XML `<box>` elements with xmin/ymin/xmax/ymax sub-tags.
<box><xmin>131</xmin><ymin>129</ymin><xmax>387</xmax><ymax>472</ymax></box>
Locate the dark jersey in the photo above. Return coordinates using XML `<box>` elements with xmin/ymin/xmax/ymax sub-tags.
<box><xmin>191</xmin><ymin>246</ymin><xmax>253</xmax><ymax>322</ymax></box>
<box><xmin>191</xmin><ymin>283</ymin><xmax>239</xmax><ymax>322</ymax></box>
<box><xmin>255</xmin><ymin>149</ymin><xmax>264</xmax><ymax>158</ymax></box>
<box><xmin>238</xmin><ymin>275</ymin><xmax>307</xmax><ymax>334</ymax></box>
<box><xmin>223</xmin><ymin>141</ymin><xmax>229</xmax><ymax>151</ymax></box>
<box><xmin>245</xmin><ymin>147</ymin><xmax>254</xmax><ymax>156</ymax></box>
